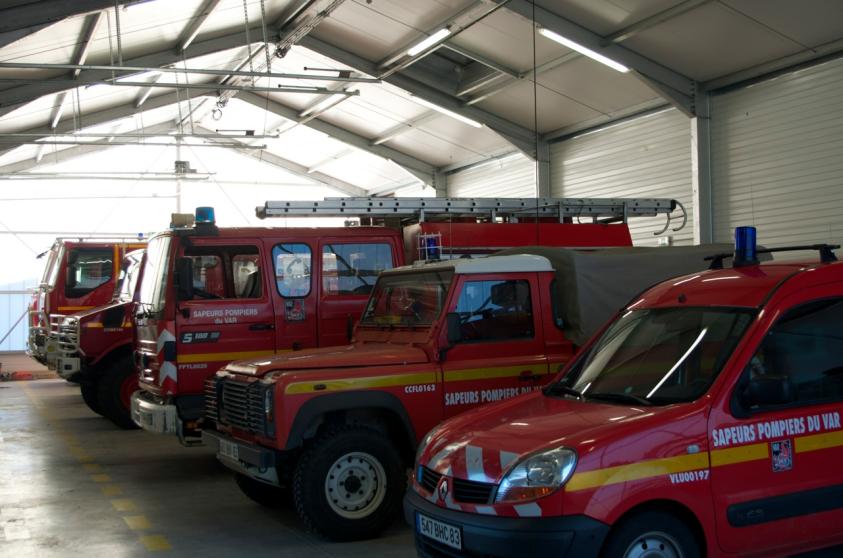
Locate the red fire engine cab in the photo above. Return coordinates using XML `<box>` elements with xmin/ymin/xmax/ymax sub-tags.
<box><xmin>406</xmin><ymin>229</ymin><xmax>843</xmax><ymax>558</ymax></box>
<box><xmin>51</xmin><ymin>249</ymin><xmax>145</xmax><ymax>428</ymax></box>
<box><xmin>28</xmin><ymin>237</ymin><xmax>146</xmax><ymax>367</ymax></box>
<box><xmin>133</xmin><ymin>199</ymin><xmax>682</xmax><ymax>446</ymax></box>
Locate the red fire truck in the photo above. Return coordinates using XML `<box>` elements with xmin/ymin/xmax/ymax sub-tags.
<box><xmin>405</xmin><ymin>232</ymin><xmax>843</xmax><ymax>558</ymax></box>
<box><xmin>51</xmin><ymin>249</ymin><xmax>145</xmax><ymax>429</ymax></box>
<box><xmin>200</xmin><ymin>199</ymin><xmax>714</xmax><ymax>541</ymax></box>
<box><xmin>28</xmin><ymin>237</ymin><xmax>146</xmax><ymax>367</ymax></box>
<box><xmin>132</xmin><ymin>199</ymin><xmax>681</xmax><ymax>446</ymax></box>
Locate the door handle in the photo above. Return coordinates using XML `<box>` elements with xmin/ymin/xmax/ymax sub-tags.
<box><xmin>518</xmin><ymin>370</ymin><xmax>541</xmax><ymax>382</ymax></box>
<box><xmin>249</xmin><ymin>323</ymin><xmax>275</xmax><ymax>331</ymax></box>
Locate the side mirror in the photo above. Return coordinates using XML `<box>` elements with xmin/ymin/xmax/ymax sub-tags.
<box><xmin>740</xmin><ymin>375</ymin><xmax>793</xmax><ymax>408</ymax></box>
<box><xmin>446</xmin><ymin>312</ymin><xmax>462</xmax><ymax>345</ymax></box>
<box><xmin>176</xmin><ymin>257</ymin><xmax>194</xmax><ymax>301</ymax></box>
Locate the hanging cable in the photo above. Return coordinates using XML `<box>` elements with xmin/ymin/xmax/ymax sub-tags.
<box><xmin>531</xmin><ymin>0</ymin><xmax>540</xmax><ymax>241</ymax></box>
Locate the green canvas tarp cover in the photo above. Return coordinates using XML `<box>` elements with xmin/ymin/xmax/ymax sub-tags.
<box><xmin>495</xmin><ymin>244</ymin><xmax>736</xmax><ymax>346</ymax></box>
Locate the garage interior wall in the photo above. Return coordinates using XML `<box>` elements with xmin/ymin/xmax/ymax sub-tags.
<box><xmin>446</xmin><ymin>153</ymin><xmax>537</xmax><ymax>198</ymax></box>
<box><xmin>550</xmin><ymin>109</ymin><xmax>694</xmax><ymax>247</ymax></box>
<box><xmin>710</xmin><ymin>57</ymin><xmax>843</xmax><ymax>250</ymax></box>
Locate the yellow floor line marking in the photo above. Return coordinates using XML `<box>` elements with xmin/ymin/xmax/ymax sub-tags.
<box><xmin>83</xmin><ymin>464</ymin><xmax>102</xmax><ymax>473</ymax></box>
<box><xmin>90</xmin><ymin>474</ymin><xmax>112</xmax><ymax>483</ymax></box>
<box><xmin>140</xmin><ymin>535</ymin><xmax>172</xmax><ymax>551</ymax></box>
<box><xmin>69</xmin><ymin>447</ymin><xmax>94</xmax><ymax>462</ymax></box>
<box><xmin>110</xmin><ymin>499</ymin><xmax>136</xmax><ymax>512</ymax></box>
<box><xmin>101</xmin><ymin>485</ymin><xmax>123</xmax><ymax>497</ymax></box>
<box><xmin>123</xmin><ymin>516</ymin><xmax>152</xmax><ymax>530</ymax></box>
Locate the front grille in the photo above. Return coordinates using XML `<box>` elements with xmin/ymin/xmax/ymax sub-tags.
<box><xmin>205</xmin><ymin>376</ymin><xmax>268</xmax><ymax>435</ymax></box>
<box><xmin>419</xmin><ymin>467</ymin><xmax>496</xmax><ymax>505</ymax></box>
<box><xmin>420</xmin><ymin>466</ymin><xmax>441</xmax><ymax>493</ymax></box>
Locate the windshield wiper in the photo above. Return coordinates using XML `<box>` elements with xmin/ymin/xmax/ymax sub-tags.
<box><xmin>585</xmin><ymin>392</ymin><xmax>652</xmax><ymax>406</ymax></box>
<box><xmin>543</xmin><ymin>383</ymin><xmax>583</xmax><ymax>400</ymax></box>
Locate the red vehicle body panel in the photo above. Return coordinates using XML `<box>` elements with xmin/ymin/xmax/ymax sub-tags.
<box><xmin>410</xmin><ymin>260</ymin><xmax>843</xmax><ymax>557</ymax></box>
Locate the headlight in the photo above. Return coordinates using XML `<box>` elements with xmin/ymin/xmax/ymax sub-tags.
<box><xmin>263</xmin><ymin>386</ymin><xmax>273</xmax><ymax>419</ymax></box>
<box><xmin>495</xmin><ymin>447</ymin><xmax>577</xmax><ymax>504</ymax></box>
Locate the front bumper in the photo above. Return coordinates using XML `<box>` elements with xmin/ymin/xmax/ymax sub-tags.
<box><xmin>203</xmin><ymin>429</ymin><xmax>279</xmax><ymax>485</ymax></box>
<box><xmin>404</xmin><ymin>489</ymin><xmax>608</xmax><ymax>558</ymax></box>
<box><xmin>55</xmin><ymin>356</ymin><xmax>81</xmax><ymax>379</ymax></box>
<box><xmin>131</xmin><ymin>390</ymin><xmax>179</xmax><ymax>435</ymax></box>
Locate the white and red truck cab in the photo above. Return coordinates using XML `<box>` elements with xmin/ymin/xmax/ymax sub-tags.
<box><xmin>406</xmin><ymin>231</ymin><xmax>843</xmax><ymax>558</ymax></box>
<box><xmin>28</xmin><ymin>237</ymin><xmax>146</xmax><ymax>366</ymax></box>
<box><xmin>135</xmin><ymin>198</ymin><xmax>684</xmax><ymax>445</ymax></box>
<box><xmin>51</xmin><ymin>249</ymin><xmax>145</xmax><ymax>428</ymax></box>
<box><xmin>202</xmin><ymin>240</ymin><xmax>722</xmax><ymax>542</ymax></box>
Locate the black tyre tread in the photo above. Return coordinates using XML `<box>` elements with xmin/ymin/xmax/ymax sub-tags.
<box><xmin>292</xmin><ymin>422</ymin><xmax>404</xmax><ymax>541</ymax></box>
<box><xmin>80</xmin><ymin>380</ymin><xmax>104</xmax><ymax>416</ymax></box>
<box><xmin>234</xmin><ymin>473</ymin><xmax>289</xmax><ymax>508</ymax></box>
<box><xmin>96</xmin><ymin>354</ymin><xmax>139</xmax><ymax>430</ymax></box>
<box><xmin>602</xmin><ymin>510</ymin><xmax>700</xmax><ymax>558</ymax></box>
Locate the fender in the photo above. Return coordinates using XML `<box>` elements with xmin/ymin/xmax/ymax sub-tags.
<box><xmin>285</xmin><ymin>390</ymin><xmax>416</xmax><ymax>451</ymax></box>
<box><xmin>90</xmin><ymin>341</ymin><xmax>133</xmax><ymax>367</ymax></box>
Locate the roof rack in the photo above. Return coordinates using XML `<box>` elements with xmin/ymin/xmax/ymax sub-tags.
<box><xmin>257</xmin><ymin>197</ymin><xmax>686</xmax><ymax>229</ymax></box>
<box><xmin>705</xmin><ymin>244</ymin><xmax>840</xmax><ymax>270</ymax></box>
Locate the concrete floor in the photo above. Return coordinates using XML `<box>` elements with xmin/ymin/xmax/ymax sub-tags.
<box><xmin>0</xmin><ymin>379</ymin><xmax>415</xmax><ymax>557</ymax></box>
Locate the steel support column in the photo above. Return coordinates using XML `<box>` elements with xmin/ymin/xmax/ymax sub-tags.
<box><xmin>691</xmin><ymin>89</ymin><xmax>712</xmax><ymax>244</ymax></box>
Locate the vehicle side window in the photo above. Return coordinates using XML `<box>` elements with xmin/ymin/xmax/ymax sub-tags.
<box><xmin>322</xmin><ymin>243</ymin><xmax>393</xmax><ymax>296</ymax></box>
<box><xmin>747</xmin><ymin>298</ymin><xmax>843</xmax><ymax>409</ymax></box>
<box><xmin>183</xmin><ymin>245</ymin><xmax>261</xmax><ymax>300</ymax></box>
<box><xmin>273</xmin><ymin>243</ymin><xmax>311</xmax><ymax>298</ymax></box>
<box><xmin>65</xmin><ymin>248</ymin><xmax>113</xmax><ymax>297</ymax></box>
<box><xmin>454</xmin><ymin>279</ymin><xmax>533</xmax><ymax>341</ymax></box>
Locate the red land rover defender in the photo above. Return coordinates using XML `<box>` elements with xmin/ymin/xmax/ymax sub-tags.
<box><xmin>202</xmin><ymin>242</ymin><xmax>722</xmax><ymax>541</ymax></box>
<box><xmin>52</xmin><ymin>249</ymin><xmax>145</xmax><ymax>428</ymax></box>
<box><xmin>406</xmin><ymin>232</ymin><xmax>843</xmax><ymax>558</ymax></box>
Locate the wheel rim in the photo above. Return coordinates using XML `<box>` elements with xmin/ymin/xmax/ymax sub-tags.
<box><xmin>119</xmin><ymin>374</ymin><xmax>138</xmax><ymax>412</ymax></box>
<box><xmin>323</xmin><ymin>451</ymin><xmax>387</xmax><ymax>519</ymax></box>
<box><xmin>622</xmin><ymin>530</ymin><xmax>684</xmax><ymax>558</ymax></box>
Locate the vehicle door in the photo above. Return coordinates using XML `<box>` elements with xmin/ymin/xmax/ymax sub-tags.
<box><xmin>709</xmin><ymin>288</ymin><xmax>843</xmax><ymax>555</ymax></box>
<box><xmin>440</xmin><ymin>273</ymin><xmax>550</xmax><ymax>419</ymax></box>
<box><xmin>270</xmin><ymin>241</ymin><xmax>317</xmax><ymax>351</ymax></box>
<box><xmin>176</xmin><ymin>239</ymin><xmax>274</xmax><ymax>394</ymax></box>
<box><xmin>318</xmin><ymin>239</ymin><xmax>396</xmax><ymax>347</ymax></box>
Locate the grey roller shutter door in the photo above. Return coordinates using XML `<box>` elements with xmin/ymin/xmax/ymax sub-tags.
<box><xmin>550</xmin><ymin>109</ymin><xmax>693</xmax><ymax>246</ymax></box>
<box><xmin>447</xmin><ymin>153</ymin><xmax>537</xmax><ymax>198</ymax></box>
<box><xmin>710</xmin><ymin>57</ymin><xmax>843</xmax><ymax>251</ymax></box>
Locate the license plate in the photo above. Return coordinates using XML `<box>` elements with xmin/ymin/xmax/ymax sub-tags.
<box><xmin>417</xmin><ymin>512</ymin><xmax>462</xmax><ymax>550</ymax></box>
<box><xmin>219</xmin><ymin>439</ymin><xmax>239</xmax><ymax>461</ymax></box>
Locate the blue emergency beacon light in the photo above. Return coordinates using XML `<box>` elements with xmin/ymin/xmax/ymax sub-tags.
<box><xmin>733</xmin><ymin>226</ymin><xmax>759</xmax><ymax>267</ymax></box>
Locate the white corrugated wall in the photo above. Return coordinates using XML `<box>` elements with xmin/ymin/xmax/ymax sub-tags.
<box><xmin>550</xmin><ymin>109</ymin><xmax>694</xmax><ymax>246</ymax></box>
<box><xmin>446</xmin><ymin>153</ymin><xmax>537</xmax><ymax>198</ymax></box>
<box><xmin>710</xmin><ymin>57</ymin><xmax>843</xmax><ymax>250</ymax></box>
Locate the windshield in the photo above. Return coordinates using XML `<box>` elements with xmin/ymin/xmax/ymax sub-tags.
<box><xmin>555</xmin><ymin>307</ymin><xmax>755</xmax><ymax>405</ymax></box>
<box><xmin>360</xmin><ymin>270</ymin><xmax>453</xmax><ymax>327</ymax></box>
<box><xmin>115</xmin><ymin>251</ymin><xmax>144</xmax><ymax>303</ymax></box>
<box><xmin>138</xmin><ymin>236</ymin><xmax>171</xmax><ymax>315</ymax></box>
<box><xmin>40</xmin><ymin>242</ymin><xmax>63</xmax><ymax>289</ymax></box>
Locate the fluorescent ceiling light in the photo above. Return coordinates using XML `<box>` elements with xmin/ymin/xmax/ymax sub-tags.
<box><xmin>539</xmin><ymin>28</ymin><xmax>629</xmax><ymax>73</ymax></box>
<box><xmin>411</xmin><ymin>97</ymin><xmax>482</xmax><ymax>128</ymax></box>
<box><xmin>407</xmin><ymin>28</ymin><xmax>451</xmax><ymax>57</ymax></box>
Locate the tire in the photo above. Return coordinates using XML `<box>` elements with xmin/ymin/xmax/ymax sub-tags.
<box><xmin>235</xmin><ymin>473</ymin><xmax>290</xmax><ymax>508</ymax></box>
<box><xmin>97</xmin><ymin>354</ymin><xmax>140</xmax><ymax>430</ymax></box>
<box><xmin>602</xmin><ymin>510</ymin><xmax>701</xmax><ymax>558</ymax></box>
<box><xmin>80</xmin><ymin>380</ymin><xmax>104</xmax><ymax>416</ymax></box>
<box><xmin>292</xmin><ymin>423</ymin><xmax>404</xmax><ymax>541</ymax></box>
